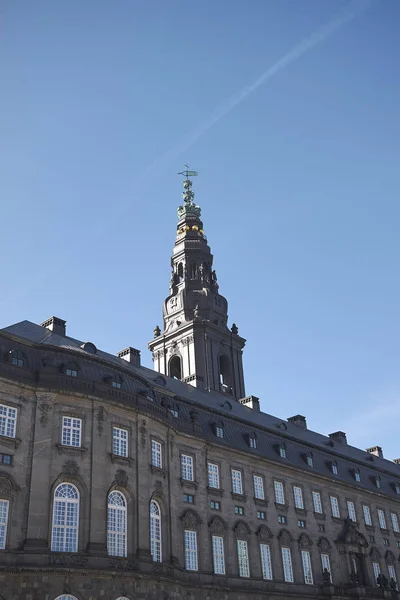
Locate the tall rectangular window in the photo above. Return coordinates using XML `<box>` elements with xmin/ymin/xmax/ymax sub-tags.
<box><xmin>372</xmin><ymin>562</ymin><xmax>381</xmax><ymax>583</ymax></box>
<box><xmin>184</xmin><ymin>530</ymin><xmax>198</xmax><ymax>571</ymax></box>
<box><xmin>260</xmin><ymin>543</ymin><xmax>273</xmax><ymax>580</ymax></box>
<box><xmin>388</xmin><ymin>565</ymin><xmax>397</xmax><ymax>582</ymax></box>
<box><xmin>0</xmin><ymin>499</ymin><xmax>9</xmax><ymax>550</ymax></box>
<box><xmin>391</xmin><ymin>512</ymin><xmax>400</xmax><ymax>533</ymax></box>
<box><xmin>377</xmin><ymin>509</ymin><xmax>387</xmax><ymax>529</ymax></box>
<box><xmin>208</xmin><ymin>463</ymin><xmax>220</xmax><ymax>489</ymax></box>
<box><xmin>321</xmin><ymin>553</ymin><xmax>332</xmax><ymax>583</ymax></box>
<box><xmin>212</xmin><ymin>535</ymin><xmax>225</xmax><ymax>575</ymax></box>
<box><xmin>231</xmin><ymin>469</ymin><xmax>243</xmax><ymax>495</ymax></box>
<box><xmin>62</xmin><ymin>416</ymin><xmax>82</xmax><ymax>447</ymax></box>
<box><xmin>301</xmin><ymin>549</ymin><xmax>313</xmax><ymax>585</ymax></box>
<box><xmin>293</xmin><ymin>486</ymin><xmax>304</xmax><ymax>509</ymax></box>
<box><xmin>312</xmin><ymin>491</ymin><xmax>323</xmax><ymax>514</ymax></box>
<box><xmin>253</xmin><ymin>475</ymin><xmax>265</xmax><ymax>500</ymax></box>
<box><xmin>274</xmin><ymin>481</ymin><xmax>285</xmax><ymax>505</ymax></box>
<box><xmin>0</xmin><ymin>405</ymin><xmax>17</xmax><ymax>439</ymax></box>
<box><xmin>113</xmin><ymin>427</ymin><xmax>128</xmax><ymax>457</ymax></box>
<box><xmin>237</xmin><ymin>540</ymin><xmax>250</xmax><ymax>578</ymax></box>
<box><xmin>347</xmin><ymin>500</ymin><xmax>356</xmax><ymax>522</ymax></box>
<box><xmin>281</xmin><ymin>547</ymin><xmax>294</xmax><ymax>582</ymax></box>
<box><xmin>363</xmin><ymin>505</ymin><xmax>372</xmax><ymax>526</ymax></box>
<box><xmin>181</xmin><ymin>454</ymin><xmax>194</xmax><ymax>481</ymax></box>
<box><xmin>330</xmin><ymin>496</ymin><xmax>340</xmax><ymax>518</ymax></box>
<box><xmin>151</xmin><ymin>440</ymin><xmax>162</xmax><ymax>468</ymax></box>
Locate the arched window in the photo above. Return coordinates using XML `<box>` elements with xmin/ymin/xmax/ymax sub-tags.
<box><xmin>9</xmin><ymin>349</ymin><xmax>25</xmax><ymax>367</ymax></box>
<box><xmin>177</xmin><ymin>262</ymin><xmax>184</xmax><ymax>282</ymax></box>
<box><xmin>169</xmin><ymin>355</ymin><xmax>182</xmax><ymax>380</ymax></box>
<box><xmin>107</xmin><ymin>491</ymin><xmax>127</xmax><ymax>557</ymax></box>
<box><xmin>54</xmin><ymin>596</ymin><xmax>79</xmax><ymax>600</ymax></box>
<box><xmin>150</xmin><ymin>500</ymin><xmax>162</xmax><ymax>562</ymax></box>
<box><xmin>51</xmin><ymin>483</ymin><xmax>79</xmax><ymax>553</ymax></box>
<box><xmin>219</xmin><ymin>355</ymin><xmax>232</xmax><ymax>394</ymax></box>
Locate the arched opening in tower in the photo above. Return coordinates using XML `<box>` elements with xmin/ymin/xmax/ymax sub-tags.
<box><xmin>169</xmin><ymin>355</ymin><xmax>182</xmax><ymax>380</ymax></box>
<box><xmin>219</xmin><ymin>354</ymin><xmax>233</xmax><ymax>394</ymax></box>
<box><xmin>177</xmin><ymin>263</ymin><xmax>184</xmax><ymax>282</ymax></box>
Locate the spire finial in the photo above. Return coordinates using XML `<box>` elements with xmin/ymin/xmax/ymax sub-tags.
<box><xmin>178</xmin><ymin>164</ymin><xmax>198</xmax><ymax>204</ymax></box>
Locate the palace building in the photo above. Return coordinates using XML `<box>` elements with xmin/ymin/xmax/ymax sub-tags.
<box><xmin>0</xmin><ymin>173</ymin><xmax>399</xmax><ymax>600</ymax></box>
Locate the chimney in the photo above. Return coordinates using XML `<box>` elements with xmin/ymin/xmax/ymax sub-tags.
<box><xmin>393</xmin><ymin>458</ymin><xmax>400</xmax><ymax>465</ymax></box>
<box><xmin>117</xmin><ymin>347</ymin><xmax>141</xmax><ymax>367</ymax></box>
<box><xmin>367</xmin><ymin>446</ymin><xmax>383</xmax><ymax>459</ymax></box>
<box><xmin>239</xmin><ymin>395</ymin><xmax>260</xmax><ymax>412</ymax></box>
<box><xmin>329</xmin><ymin>431</ymin><xmax>348</xmax><ymax>445</ymax></box>
<box><xmin>41</xmin><ymin>316</ymin><xmax>66</xmax><ymax>337</ymax></box>
<box><xmin>288</xmin><ymin>415</ymin><xmax>307</xmax><ymax>430</ymax></box>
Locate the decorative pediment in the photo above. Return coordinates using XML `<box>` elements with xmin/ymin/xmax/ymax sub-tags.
<box><xmin>278</xmin><ymin>528</ymin><xmax>293</xmax><ymax>546</ymax></box>
<box><xmin>257</xmin><ymin>525</ymin><xmax>273</xmax><ymax>543</ymax></box>
<box><xmin>233</xmin><ymin>520</ymin><xmax>251</xmax><ymax>538</ymax></box>
<box><xmin>298</xmin><ymin>533</ymin><xmax>313</xmax><ymax>549</ymax></box>
<box><xmin>0</xmin><ymin>474</ymin><xmax>17</xmax><ymax>499</ymax></box>
<box><xmin>209</xmin><ymin>517</ymin><xmax>227</xmax><ymax>535</ymax></box>
<box><xmin>370</xmin><ymin>547</ymin><xmax>382</xmax><ymax>561</ymax></box>
<box><xmin>338</xmin><ymin>518</ymin><xmax>369</xmax><ymax>548</ymax></box>
<box><xmin>318</xmin><ymin>536</ymin><xmax>332</xmax><ymax>552</ymax></box>
<box><xmin>181</xmin><ymin>509</ymin><xmax>201</xmax><ymax>531</ymax></box>
<box><xmin>385</xmin><ymin>550</ymin><xmax>396</xmax><ymax>563</ymax></box>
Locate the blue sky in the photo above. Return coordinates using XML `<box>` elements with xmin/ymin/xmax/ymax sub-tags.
<box><xmin>1</xmin><ymin>1</ymin><xmax>399</xmax><ymax>459</ymax></box>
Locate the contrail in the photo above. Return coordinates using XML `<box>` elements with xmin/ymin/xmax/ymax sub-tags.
<box><xmin>0</xmin><ymin>0</ymin><xmax>375</xmax><ymax>312</ymax></box>
<box><xmin>125</xmin><ymin>0</ymin><xmax>375</xmax><ymax>188</ymax></box>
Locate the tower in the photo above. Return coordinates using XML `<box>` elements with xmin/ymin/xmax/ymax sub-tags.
<box><xmin>148</xmin><ymin>167</ymin><xmax>246</xmax><ymax>399</ymax></box>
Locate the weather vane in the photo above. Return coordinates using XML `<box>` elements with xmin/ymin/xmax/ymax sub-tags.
<box><xmin>177</xmin><ymin>163</ymin><xmax>198</xmax><ymax>180</ymax></box>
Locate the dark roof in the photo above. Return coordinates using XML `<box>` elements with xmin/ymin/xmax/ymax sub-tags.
<box><xmin>1</xmin><ymin>319</ymin><xmax>400</xmax><ymax>499</ymax></box>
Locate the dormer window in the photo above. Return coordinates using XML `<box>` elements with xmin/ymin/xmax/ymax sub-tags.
<box><xmin>169</xmin><ymin>407</ymin><xmax>179</xmax><ymax>418</ymax></box>
<box><xmin>64</xmin><ymin>361</ymin><xmax>78</xmax><ymax>377</ymax></box>
<box><xmin>306</xmin><ymin>452</ymin><xmax>314</xmax><ymax>467</ymax></box>
<box><xmin>214</xmin><ymin>422</ymin><xmax>224</xmax><ymax>439</ymax></box>
<box><xmin>394</xmin><ymin>482</ymin><xmax>400</xmax><ymax>495</ymax></box>
<box><xmin>147</xmin><ymin>389</ymin><xmax>155</xmax><ymax>402</ymax></box>
<box><xmin>247</xmin><ymin>433</ymin><xmax>257</xmax><ymax>449</ymax></box>
<box><xmin>277</xmin><ymin>443</ymin><xmax>287</xmax><ymax>458</ymax></box>
<box><xmin>9</xmin><ymin>349</ymin><xmax>25</xmax><ymax>367</ymax></box>
<box><xmin>373</xmin><ymin>475</ymin><xmax>381</xmax><ymax>489</ymax></box>
<box><xmin>331</xmin><ymin>461</ymin><xmax>338</xmax><ymax>475</ymax></box>
<box><xmin>352</xmin><ymin>468</ymin><xmax>361</xmax><ymax>482</ymax></box>
<box><xmin>111</xmin><ymin>375</ymin><xmax>123</xmax><ymax>389</ymax></box>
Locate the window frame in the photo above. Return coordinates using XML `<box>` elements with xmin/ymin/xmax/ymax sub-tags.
<box><xmin>293</xmin><ymin>485</ymin><xmax>304</xmax><ymax>510</ymax></box>
<box><xmin>346</xmin><ymin>499</ymin><xmax>357</xmax><ymax>522</ymax></box>
<box><xmin>281</xmin><ymin>546</ymin><xmax>294</xmax><ymax>582</ymax></box>
<box><xmin>107</xmin><ymin>490</ymin><xmax>127</xmax><ymax>557</ymax></box>
<box><xmin>61</xmin><ymin>416</ymin><xmax>82</xmax><ymax>448</ymax></box>
<box><xmin>253</xmin><ymin>474</ymin><xmax>265</xmax><ymax>500</ymax></box>
<box><xmin>0</xmin><ymin>499</ymin><xmax>10</xmax><ymax>550</ymax></box>
<box><xmin>312</xmin><ymin>490</ymin><xmax>323</xmax><ymax>514</ymax></box>
<box><xmin>391</xmin><ymin>512</ymin><xmax>400</xmax><ymax>533</ymax></box>
<box><xmin>212</xmin><ymin>534</ymin><xmax>225</xmax><ymax>575</ymax></box>
<box><xmin>151</xmin><ymin>439</ymin><xmax>163</xmax><ymax>469</ymax></box>
<box><xmin>330</xmin><ymin>495</ymin><xmax>340</xmax><ymax>518</ymax></box>
<box><xmin>231</xmin><ymin>468</ymin><xmax>244</xmax><ymax>495</ymax></box>
<box><xmin>321</xmin><ymin>553</ymin><xmax>332</xmax><ymax>583</ymax></box>
<box><xmin>301</xmin><ymin>549</ymin><xmax>314</xmax><ymax>585</ymax></box>
<box><xmin>51</xmin><ymin>482</ymin><xmax>80</xmax><ymax>553</ymax></box>
<box><xmin>112</xmin><ymin>426</ymin><xmax>128</xmax><ymax>458</ymax></box>
<box><xmin>0</xmin><ymin>404</ymin><xmax>17</xmax><ymax>439</ymax></box>
<box><xmin>260</xmin><ymin>543</ymin><xmax>273</xmax><ymax>580</ymax></box>
<box><xmin>150</xmin><ymin>499</ymin><xmax>162</xmax><ymax>562</ymax></box>
<box><xmin>207</xmin><ymin>462</ymin><xmax>220</xmax><ymax>489</ymax></box>
<box><xmin>274</xmin><ymin>480</ymin><xmax>285</xmax><ymax>505</ymax></box>
<box><xmin>184</xmin><ymin>529</ymin><xmax>198</xmax><ymax>571</ymax></box>
<box><xmin>237</xmin><ymin>539</ymin><xmax>250</xmax><ymax>578</ymax></box>
<box><xmin>181</xmin><ymin>453</ymin><xmax>194</xmax><ymax>482</ymax></box>
<box><xmin>362</xmin><ymin>504</ymin><xmax>373</xmax><ymax>526</ymax></box>
<box><xmin>377</xmin><ymin>508</ymin><xmax>387</xmax><ymax>530</ymax></box>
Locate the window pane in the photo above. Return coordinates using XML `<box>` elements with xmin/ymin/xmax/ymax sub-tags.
<box><xmin>212</xmin><ymin>535</ymin><xmax>225</xmax><ymax>575</ymax></box>
<box><xmin>281</xmin><ymin>547</ymin><xmax>294</xmax><ymax>582</ymax></box>
<box><xmin>151</xmin><ymin>440</ymin><xmax>162</xmax><ymax>468</ymax></box>
<box><xmin>51</xmin><ymin>483</ymin><xmax>79</xmax><ymax>552</ymax></box>
<box><xmin>62</xmin><ymin>417</ymin><xmax>82</xmax><ymax>447</ymax></box>
<box><xmin>113</xmin><ymin>427</ymin><xmax>128</xmax><ymax>457</ymax></box>
<box><xmin>253</xmin><ymin>475</ymin><xmax>264</xmax><ymax>500</ymax></box>
<box><xmin>0</xmin><ymin>404</ymin><xmax>17</xmax><ymax>439</ymax></box>
<box><xmin>150</xmin><ymin>500</ymin><xmax>162</xmax><ymax>562</ymax></box>
<box><xmin>363</xmin><ymin>505</ymin><xmax>372</xmax><ymax>526</ymax></box>
<box><xmin>184</xmin><ymin>530</ymin><xmax>198</xmax><ymax>571</ymax></box>
<box><xmin>181</xmin><ymin>455</ymin><xmax>194</xmax><ymax>481</ymax></box>
<box><xmin>237</xmin><ymin>540</ymin><xmax>250</xmax><ymax>578</ymax></box>
<box><xmin>293</xmin><ymin>486</ymin><xmax>304</xmax><ymax>509</ymax></box>
<box><xmin>347</xmin><ymin>501</ymin><xmax>356</xmax><ymax>522</ymax></box>
<box><xmin>330</xmin><ymin>496</ymin><xmax>340</xmax><ymax>518</ymax></box>
<box><xmin>377</xmin><ymin>509</ymin><xmax>386</xmax><ymax>529</ymax></box>
<box><xmin>312</xmin><ymin>491</ymin><xmax>323</xmax><ymax>513</ymax></box>
<box><xmin>208</xmin><ymin>463</ymin><xmax>220</xmax><ymax>488</ymax></box>
<box><xmin>231</xmin><ymin>470</ymin><xmax>243</xmax><ymax>495</ymax></box>
<box><xmin>260</xmin><ymin>543</ymin><xmax>273</xmax><ymax>580</ymax></box>
<box><xmin>274</xmin><ymin>481</ymin><xmax>285</xmax><ymax>505</ymax></box>
<box><xmin>302</xmin><ymin>550</ymin><xmax>313</xmax><ymax>585</ymax></box>
<box><xmin>0</xmin><ymin>499</ymin><xmax>9</xmax><ymax>550</ymax></box>
<box><xmin>107</xmin><ymin>491</ymin><xmax>127</xmax><ymax>557</ymax></box>
<box><xmin>321</xmin><ymin>553</ymin><xmax>332</xmax><ymax>583</ymax></box>
<box><xmin>391</xmin><ymin>512</ymin><xmax>400</xmax><ymax>533</ymax></box>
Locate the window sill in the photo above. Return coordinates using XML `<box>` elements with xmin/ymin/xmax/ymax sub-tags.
<box><xmin>56</xmin><ymin>443</ymin><xmax>87</xmax><ymax>457</ymax></box>
<box><xmin>331</xmin><ymin>516</ymin><xmax>342</xmax><ymax>524</ymax></box>
<box><xmin>150</xmin><ymin>464</ymin><xmax>166</xmax><ymax>479</ymax></box>
<box><xmin>110</xmin><ymin>453</ymin><xmax>134</xmax><ymax>467</ymax></box>
<box><xmin>231</xmin><ymin>492</ymin><xmax>247</xmax><ymax>502</ymax></box>
<box><xmin>180</xmin><ymin>479</ymin><xmax>198</xmax><ymax>489</ymax></box>
<box><xmin>0</xmin><ymin>436</ymin><xmax>21</xmax><ymax>450</ymax></box>
<box><xmin>207</xmin><ymin>486</ymin><xmax>223</xmax><ymax>497</ymax></box>
<box><xmin>365</xmin><ymin>524</ymin><xmax>374</xmax><ymax>531</ymax></box>
<box><xmin>295</xmin><ymin>507</ymin><xmax>308</xmax><ymax>516</ymax></box>
<box><xmin>314</xmin><ymin>512</ymin><xmax>326</xmax><ymax>521</ymax></box>
<box><xmin>254</xmin><ymin>497</ymin><xmax>269</xmax><ymax>507</ymax></box>
<box><xmin>274</xmin><ymin>502</ymin><xmax>289</xmax><ymax>513</ymax></box>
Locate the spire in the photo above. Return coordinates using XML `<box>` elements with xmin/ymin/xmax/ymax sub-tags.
<box><xmin>148</xmin><ymin>167</ymin><xmax>246</xmax><ymax>400</ymax></box>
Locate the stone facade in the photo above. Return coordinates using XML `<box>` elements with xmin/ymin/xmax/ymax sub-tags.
<box><xmin>0</xmin><ymin>175</ymin><xmax>399</xmax><ymax>600</ymax></box>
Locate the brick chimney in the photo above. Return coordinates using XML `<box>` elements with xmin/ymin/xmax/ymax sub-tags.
<box><xmin>41</xmin><ymin>316</ymin><xmax>66</xmax><ymax>337</ymax></box>
<box><xmin>288</xmin><ymin>415</ymin><xmax>307</xmax><ymax>430</ymax></box>
<box><xmin>329</xmin><ymin>431</ymin><xmax>347</xmax><ymax>445</ymax></box>
<box><xmin>366</xmin><ymin>446</ymin><xmax>383</xmax><ymax>459</ymax></box>
<box><xmin>118</xmin><ymin>347</ymin><xmax>141</xmax><ymax>367</ymax></box>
